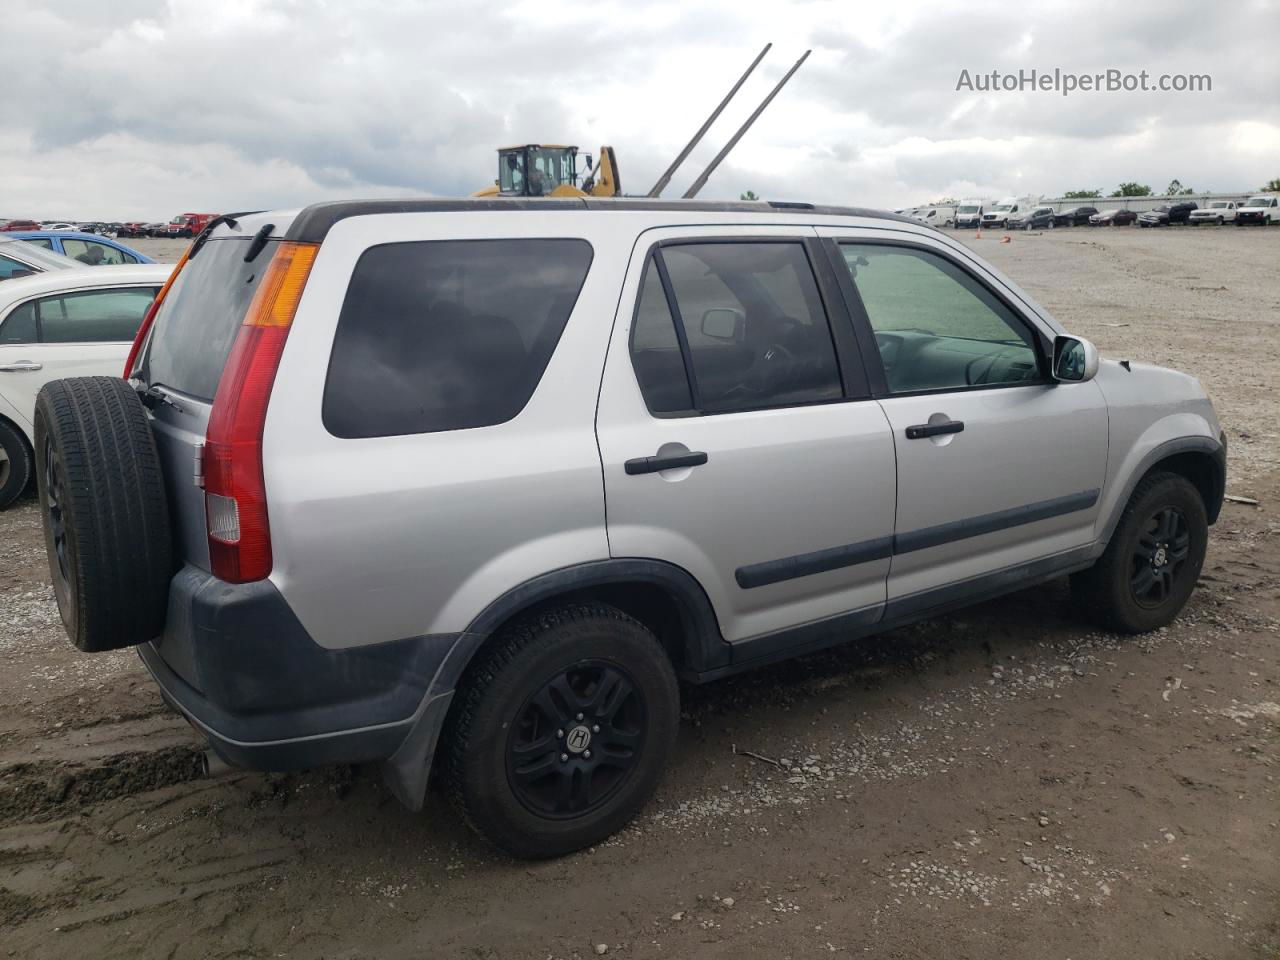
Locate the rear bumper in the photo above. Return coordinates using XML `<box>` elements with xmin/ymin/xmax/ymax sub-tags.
<box><xmin>141</xmin><ymin>564</ymin><xmax>459</xmax><ymax>771</ymax></box>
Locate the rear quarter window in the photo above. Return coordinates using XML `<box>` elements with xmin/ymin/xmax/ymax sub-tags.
<box><xmin>322</xmin><ymin>238</ymin><xmax>593</xmax><ymax>438</ymax></box>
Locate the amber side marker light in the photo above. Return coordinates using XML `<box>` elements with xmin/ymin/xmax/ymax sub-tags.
<box><xmin>203</xmin><ymin>242</ymin><xmax>318</xmax><ymax>583</ymax></box>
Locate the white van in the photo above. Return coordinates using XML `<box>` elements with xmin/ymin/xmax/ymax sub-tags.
<box><xmin>954</xmin><ymin>200</ymin><xmax>985</xmax><ymax>229</ymax></box>
<box><xmin>981</xmin><ymin>196</ymin><xmax>1035</xmax><ymax>229</ymax></box>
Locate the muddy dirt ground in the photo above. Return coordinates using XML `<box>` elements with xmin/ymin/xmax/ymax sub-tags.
<box><xmin>1</xmin><ymin>227</ymin><xmax>1277</xmax><ymax>959</ymax></box>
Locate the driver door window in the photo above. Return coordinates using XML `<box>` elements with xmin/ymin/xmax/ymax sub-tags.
<box><xmin>630</xmin><ymin>242</ymin><xmax>843</xmax><ymax>415</ymax></box>
<box><xmin>838</xmin><ymin>243</ymin><xmax>1041</xmax><ymax>394</ymax></box>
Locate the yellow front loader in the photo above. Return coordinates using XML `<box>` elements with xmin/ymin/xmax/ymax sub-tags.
<box><xmin>473</xmin><ymin>144</ymin><xmax>621</xmax><ymax>198</ymax></box>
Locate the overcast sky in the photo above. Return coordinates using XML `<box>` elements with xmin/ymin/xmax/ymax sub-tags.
<box><xmin>3</xmin><ymin>0</ymin><xmax>1277</xmax><ymax>220</ymax></box>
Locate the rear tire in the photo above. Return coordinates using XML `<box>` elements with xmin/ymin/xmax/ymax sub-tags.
<box><xmin>442</xmin><ymin>603</ymin><xmax>680</xmax><ymax>859</ymax></box>
<box><xmin>0</xmin><ymin>419</ymin><xmax>32</xmax><ymax>509</ymax></box>
<box><xmin>34</xmin><ymin>377</ymin><xmax>173</xmax><ymax>652</ymax></box>
<box><xmin>1071</xmin><ymin>472</ymin><xmax>1207</xmax><ymax>634</ymax></box>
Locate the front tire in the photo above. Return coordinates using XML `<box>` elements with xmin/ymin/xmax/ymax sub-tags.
<box><xmin>1071</xmin><ymin>472</ymin><xmax>1207</xmax><ymax>633</ymax></box>
<box><xmin>442</xmin><ymin>603</ymin><xmax>680</xmax><ymax>859</ymax></box>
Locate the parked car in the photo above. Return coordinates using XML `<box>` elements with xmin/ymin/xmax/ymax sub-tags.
<box><xmin>1187</xmin><ymin>202</ymin><xmax>1237</xmax><ymax>226</ymax></box>
<box><xmin>117</xmin><ymin>222</ymin><xmax>149</xmax><ymax>239</ymax></box>
<box><xmin>1053</xmin><ymin>206</ymin><xmax>1098</xmax><ymax>227</ymax></box>
<box><xmin>0</xmin><ymin>237</ymin><xmax>82</xmax><ymax>281</ymax></box>
<box><xmin>0</xmin><ymin>219</ymin><xmax>41</xmax><ymax>233</ymax></box>
<box><xmin>32</xmin><ymin>199</ymin><xmax>1225</xmax><ymax>859</ymax></box>
<box><xmin>143</xmin><ymin>223</ymin><xmax>168</xmax><ymax>237</ymax></box>
<box><xmin>40</xmin><ymin>222</ymin><xmax>76</xmax><ymax>232</ymax></box>
<box><xmin>953</xmin><ymin>200</ymin><xmax>984</xmax><ymax>229</ymax></box>
<box><xmin>1008</xmin><ymin>206</ymin><xmax>1056</xmax><ymax>230</ymax></box>
<box><xmin>1088</xmin><ymin>209</ymin><xmax>1137</xmax><ymax>226</ymax></box>
<box><xmin>1138</xmin><ymin>203</ymin><xmax>1197</xmax><ymax>227</ymax></box>
<box><xmin>1235</xmin><ymin>195</ymin><xmax>1278</xmax><ymax>226</ymax></box>
<box><xmin>163</xmin><ymin>212</ymin><xmax>219</xmax><ymax>238</ymax></box>
<box><xmin>0</xmin><ymin>264</ymin><xmax>170</xmax><ymax>506</ymax></box>
<box><xmin>8</xmin><ymin>231</ymin><xmax>154</xmax><ymax>265</ymax></box>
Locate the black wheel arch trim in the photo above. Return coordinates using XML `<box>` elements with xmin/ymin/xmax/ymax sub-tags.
<box><xmin>1095</xmin><ymin>434</ymin><xmax>1225</xmax><ymax>553</ymax></box>
<box><xmin>455</xmin><ymin>558</ymin><xmax>730</xmax><ymax>677</ymax></box>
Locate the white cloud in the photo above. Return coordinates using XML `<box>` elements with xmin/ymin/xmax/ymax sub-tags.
<box><xmin>0</xmin><ymin>0</ymin><xmax>1277</xmax><ymax>220</ymax></box>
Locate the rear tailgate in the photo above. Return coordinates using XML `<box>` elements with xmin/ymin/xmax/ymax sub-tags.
<box><xmin>137</xmin><ymin>230</ymin><xmax>276</xmax><ymax>572</ymax></box>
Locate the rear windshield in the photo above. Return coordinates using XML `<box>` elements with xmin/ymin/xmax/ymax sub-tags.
<box><xmin>323</xmin><ymin>238</ymin><xmax>593</xmax><ymax>438</ymax></box>
<box><xmin>142</xmin><ymin>237</ymin><xmax>269</xmax><ymax>400</ymax></box>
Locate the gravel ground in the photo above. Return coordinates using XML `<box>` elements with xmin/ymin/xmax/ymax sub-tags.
<box><xmin>0</xmin><ymin>226</ymin><xmax>1277</xmax><ymax>959</ymax></box>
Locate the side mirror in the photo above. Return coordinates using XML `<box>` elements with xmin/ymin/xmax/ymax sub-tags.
<box><xmin>1052</xmin><ymin>335</ymin><xmax>1099</xmax><ymax>383</ymax></box>
<box><xmin>701</xmin><ymin>308</ymin><xmax>745</xmax><ymax>342</ymax></box>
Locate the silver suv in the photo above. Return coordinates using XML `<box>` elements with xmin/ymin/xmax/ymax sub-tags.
<box><xmin>33</xmin><ymin>199</ymin><xmax>1226</xmax><ymax>858</ymax></box>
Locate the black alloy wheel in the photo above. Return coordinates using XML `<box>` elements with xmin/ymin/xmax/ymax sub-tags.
<box><xmin>505</xmin><ymin>660</ymin><xmax>646</xmax><ymax>819</ymax></box>
<box><xmin>1129</xmin><ymin>505</ymin><xmax>1191</xmax><ymax>608</ymax></box>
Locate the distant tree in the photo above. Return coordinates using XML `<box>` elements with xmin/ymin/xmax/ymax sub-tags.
<box><xmin>740</xmin><ymin>190</ymin><xmax>759</xmax><ymax>201</ymax></box>
<box><xmin>1164</xmin><ymin>179</ymin><xmax>1196</xmax><ymax>196</ymax></box>
<box><xmin>1263</xmin><ymin>178</ymin><xmax>1280</xmax><ymax>192</ymax></box>
<box><xmin>1110</xmin><ymin>182</ymin><xmax>1152</xmax><ymax>197</ymax></box>
<box><xmin>1063</xmin><ymin>190</ymin><xmax>1102</xmax><ymax>199</ymax></box>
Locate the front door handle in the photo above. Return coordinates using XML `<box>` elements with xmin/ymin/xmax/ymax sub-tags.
<box><xmin>905</xmin><ymin>420</ymin><xmax>964</xmax><ymax>440</ymax></box>
<box><xmin>625</xmin><ymin>450</ymin><xmax>709</xmax><ymax>475</ymax></box>
<box><xmin>0</xmin><ymin>360</ymin><xmax>43</xmax><ymax>372</ymax></box>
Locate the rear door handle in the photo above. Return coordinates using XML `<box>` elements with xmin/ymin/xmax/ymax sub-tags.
<box><xmin>0</xmin><ymin>360</ymin><xmax>43</xmax><ymax>372</ymax></box>
<box><xmin>625</xmin><ymin>450</ymin><xmax>709</xmax><ymax>475</ymax></box>
<box><xmin>905</xmin><ymin>420</ymin><xmax>964</xmax><ymax>440</ymax></box>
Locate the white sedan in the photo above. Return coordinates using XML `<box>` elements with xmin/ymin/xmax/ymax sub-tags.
<box><xmin>0</xmin><ymin>264</ymin><xmax>173</xmax><ymax>507</ymax></box>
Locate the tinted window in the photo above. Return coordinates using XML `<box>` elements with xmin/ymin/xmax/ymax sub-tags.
<box><xmin>143</xmin><ymin>237</ymin><xmax>267</xmax><ymax>399</ymax></box>
<box><xmin>324</xmin><ymin>239</ymin><xmax>593</xmax><ymax>438</ymax></box>
<box><xmin>0</xmin><ymin>253</ymin><xmax>37</xmax><ymax>280</ymax></box>
<box><xmin>24</xmin><ymin>237</ymin><xmax>54</xmax><ymax>250</ymax></box>
<box><xmin>629</xmin><ymin>258</ymin><xmax>693</xmax><ymax>414</ymax></box>
<box><xmin>658</xmin><ymin>243</ymin><xmax>841</xmax><ymax>413</ymax></box>
<box><xmin>839</xmin><ymin>243</ymin><xmax>1040</xmax><ymax>393</ymax></box>
<box><xmin>0</xmin><ymin>302</ymin><xmax>36</xmax><ymax>343</ymax></box>
<box><xmin>36</xmin><ymin>288</ymin><xmax>157</xmax><ymax>342</ymax></box>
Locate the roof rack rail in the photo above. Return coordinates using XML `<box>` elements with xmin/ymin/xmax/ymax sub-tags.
<box><xmin>767</xmin><ymin>201</ymin><xmax>815</xmax><ymax>210</ymax></box>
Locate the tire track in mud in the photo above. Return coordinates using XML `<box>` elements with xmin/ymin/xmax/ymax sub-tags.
<box><xmin>0</xmin><ymin>735</ymin><xmax>204</xmax><ymax>826</ymax></box>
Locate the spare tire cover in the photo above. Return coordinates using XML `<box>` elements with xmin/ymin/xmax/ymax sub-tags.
<box><xmin>34</xmin><ymin>377</ymin><xmax>173</xmax><ymax>652</ymax></box>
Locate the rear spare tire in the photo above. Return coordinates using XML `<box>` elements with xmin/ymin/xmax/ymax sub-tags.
<box><xmin>34</xmin><ymin>377</ymin><xmax>173</xmax><ymax>652</ymax></box>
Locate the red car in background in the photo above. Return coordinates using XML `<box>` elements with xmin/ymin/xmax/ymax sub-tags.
<box><xmin>0</xmin><ymin>219</ymin><xmax>41</xmax><ymax>232</ymax></box>
<box><xmin>163</xmin><ymin>213</ymin><xmax>219</xmax><ymax>238</ymax></box>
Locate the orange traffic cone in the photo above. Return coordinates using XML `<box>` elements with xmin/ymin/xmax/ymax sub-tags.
<box><xmin>999</xmin><ymin>235</ymin><xmax>1011</xmax><ymax>244</ymax></box>
<box><xmin>975</xmin><ymin>225</ymin><xmax>983</xmax><ymax>239</ymax></box>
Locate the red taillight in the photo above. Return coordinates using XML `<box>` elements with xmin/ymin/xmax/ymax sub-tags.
<box><xmin>204</xmin><ymin>242</ymin><xmax>317</xmax><ymax>583</ymax></box>
<box><xmin>123</xmin><ymin>247</ymin><xmax>191</xmax><ymax>379</ymax></box>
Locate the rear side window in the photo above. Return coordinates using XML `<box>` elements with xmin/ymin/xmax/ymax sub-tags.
<box><xmin>36</xmin><ymin>288</ymin><xmax>157</xmax><ymax>342</ymax></box>
<box><xmin>629</xmin><ymin>242</ymin><xmax>843</xmax><ymax>415</ymax></box>
<box><xmin>0</xmin><ymin>253</ymin><xmax>36</xmax><ymax>281</ymax></box>
<box><xmin>323</xmin><ymin>239</ymin><xmax>593</xmax><ymax>438</ymax></box>
<box><xmin>143</xmin><ymin>238</ymin><xmax>267</xmax><ymax>400</ymax></box>
<box><xmin>62</xmin><ymin>238</ymin><xmax>128</xmax><ymax>265</ymax></box>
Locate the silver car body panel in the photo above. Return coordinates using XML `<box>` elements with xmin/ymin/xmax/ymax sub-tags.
<box><xmin>595</xmin><ymin>224</ymin><xmax>898</xmax><ymax>643</ymax></box>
